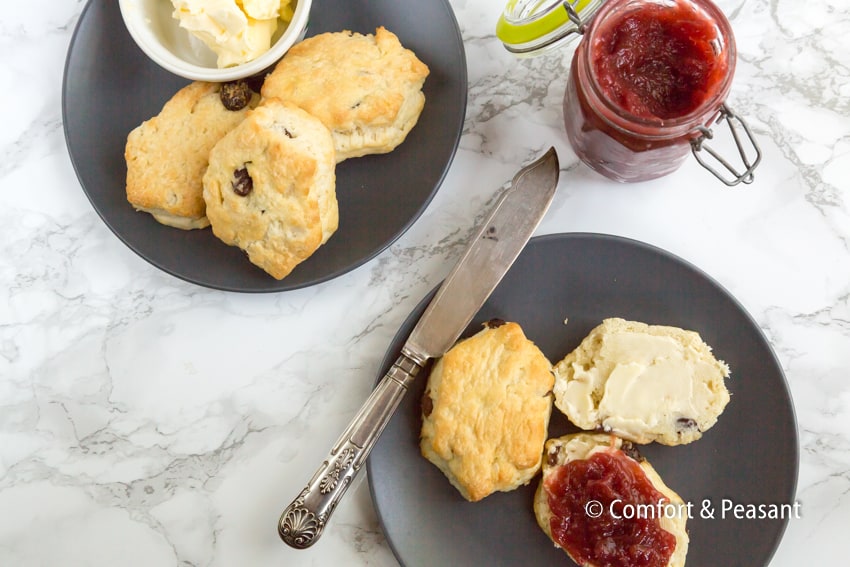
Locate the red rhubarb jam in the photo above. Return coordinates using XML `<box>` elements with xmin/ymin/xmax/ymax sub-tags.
<box><xmin>592</xmin><ymin>2</ymin><xmax>727</xmax><ymax>120</ymax></box>
<box><xmin>544</xmin><ymin>450</ymin><xmax>676</xmax><ymax>567</ymax></box>
<box><xmin>563</xmin><ymin>0</ymin><xmax>736</xmax><ymax>182</ymax></box>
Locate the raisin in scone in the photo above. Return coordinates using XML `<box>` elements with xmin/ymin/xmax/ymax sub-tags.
<box><xmin>125</xmin><ymin>81</ymin><xmax>258</xmax><ymax>229</ymax></box>
<box><xmin>420</xmin><ymin>319</ymin><xmax>554</xmax><ymax>502</ymax></box>
<box><xmin>535</xmin><ymin>433</ymin><xmax>689</xmax><ymax>567</ymax></box>
<box><xmin>202</xmin><ymin>99</ymin><xmax>338</xmax><ymax>280</ymax></box>
<box><xmin>553</xmin><ymin>318</ymin><xmax>730</xmax><ymax>445</ymax></box>
<box><xmin>261</xmin><ymin>26</ymin><xmax>429</xmax><ymax>162</ymax></box>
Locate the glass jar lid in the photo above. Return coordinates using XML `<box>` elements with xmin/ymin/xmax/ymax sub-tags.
<box><xmin>496</xmin><ymin>0</ymin><xmax>606</xmax><ymax>56</ymax></box>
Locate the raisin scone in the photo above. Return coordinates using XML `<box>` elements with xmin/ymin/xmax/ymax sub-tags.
<box><xmin>535</xmin><ymin>433</ymin><xmax>689</xmax><ymax>567</ymax></box>
<box><xmin>202</xmin><ymin>99</ymin><xmax>338</xmax><ymax>280</ymax></box>
<box><xmin>261</xmin><ymin>26</ymin><xmax>429</xmax><ymax>162</ymax></box>
<box><xmin>125</xmin><ymin>81</ymin><xmax>258</xmax><ymax>229</ymax></box>
<box><xmin>420</xmin><ymin>319</ymin><xmax>554</xmax><ymax>502</ymax></box>
<box><xmin>553</xmin><ymin>318</ymin><xmax>730</xmax><ymax>445</ymax></box>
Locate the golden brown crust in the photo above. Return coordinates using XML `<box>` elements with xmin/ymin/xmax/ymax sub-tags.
<box><xmin>420</xmin><ymin>321</ymin><xmax>554</xmax><ymax>502</ymax></box>
<box><xmin>534</xmin><ymin>433</ymin><xmax>689</xmax><ymax>567</ymax></box>
<box><xmin>125</xmin><ymin>81</ymin><xmax>258</xmax><ymax>229</ymax></box>
<box><xmin>261</xmin><ymin>26</ymin><xmax>429</xmax><ymax>161</ymax></box>
<box><xmin>201</xmin><ymin>99</ymin><xmax>338</xmax><ymax>280</ymax></box>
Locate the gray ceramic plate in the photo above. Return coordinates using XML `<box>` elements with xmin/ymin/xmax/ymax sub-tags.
<box><xmin>368</xmin><ymin>233</ymin><xmax>798</xmax><ymax>567</ymax></box>
<box><xmin>62</xmin><ymin>0</ymin><xmax>466</xmax><ymax>292</ymax></box>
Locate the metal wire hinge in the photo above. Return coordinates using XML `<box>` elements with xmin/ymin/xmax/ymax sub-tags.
<box><xmin>563</xmin><ymin>0</ymin><xmax>587</xmax><ymax>33</ymax></box>
<box><xmin>691</xmin><ymin>104</ymin><xmax>762</xmax><ymax>186</ymax></box>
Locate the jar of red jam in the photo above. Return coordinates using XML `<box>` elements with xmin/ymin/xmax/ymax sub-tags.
<box><xmin>497</xmin><ymin>0</ymin><xmax>761</xmax><ymax>185</ymax></box>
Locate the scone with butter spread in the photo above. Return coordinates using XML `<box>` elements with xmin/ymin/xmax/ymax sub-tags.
<box><xmin>125</xmin><ymin>81</ymin><xmax>259</xmax><ymax>230</ymax></box>
<box><xmin>553</xmin><ymin>318</ymin><xmax>730</xmax><ymax>445</ymax></box>
<box><xmin>420</xmin><ymin>319</ymin><xmax>554</xmax><ymax>502</ymax></box>
<box><xmin>202</xmin><ymin>98</ymin><xmax>337</xmax><ymax>280</ymax></box>
<box><xmin>535</xmin><ymin>433</ymin><xmax>689</xmax><ymax>567</ymax></box>
<box><xmin>261</xmin><ymin>26</ymin><xmax>429</xmax><ymax>161</ymax></box>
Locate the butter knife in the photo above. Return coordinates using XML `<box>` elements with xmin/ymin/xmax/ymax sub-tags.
<box><xmin>278</xmin><ymin>147</ymin><xmax>560</xmax><ymax>549</ymax></box>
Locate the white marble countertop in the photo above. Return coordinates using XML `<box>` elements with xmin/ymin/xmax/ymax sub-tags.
<box><xmin>2</xmin><ymin>0</ymin><xmax>848</xmax><ymax>565</ymax></box>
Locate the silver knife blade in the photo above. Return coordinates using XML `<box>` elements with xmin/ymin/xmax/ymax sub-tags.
<box><xmin>278</xmin><ymin>147</ymin><xmax>559</xmax><ymax>549</ymax></box>
<box><xmin>405</xmin><ymin>146</ymin><xmax>560</xmax><ymax>360</ymax></box>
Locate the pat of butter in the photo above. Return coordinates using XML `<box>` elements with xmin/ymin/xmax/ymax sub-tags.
<box><xmin>171</xmin><ymin>0</ymin><xmax>289</xmax><ymax>68</ymax></box>
<box><xmin>239</xmin><ymin>0</ymin><xmax>282</xmax><ymax>20</ymax></box>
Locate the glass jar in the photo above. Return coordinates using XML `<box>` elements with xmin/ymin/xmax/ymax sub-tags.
<box><xmin>497</xmin><ymin>0</ymin><xmax>761</xmax><ymax>185</ymax></box>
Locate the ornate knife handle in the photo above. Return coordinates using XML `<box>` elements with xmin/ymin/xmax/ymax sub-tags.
<box><xmin>278</xmin><ymin>349</ymin><xmax>424</xmax><ymax>549</ymax></box>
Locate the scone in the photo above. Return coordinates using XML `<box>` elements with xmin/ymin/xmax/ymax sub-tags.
<box><xmin>553</xmin><ymin>318</ymin><xmax>730</xmax><ymax>445</ymax></box>
<box><xmin>125</xmin><ymin>81</ymin><xmax>259</xmax><ymax>229</ymax></box>
<box><xmin>261</xmin><ymin>26</ymin><xmax>429</xmax><ymax>161</ymax></box>
<box><xmin>202</xmin><ymin>99</ymin><xmax>338</xmax><ymax>280</ymax></box>
<box><xmin>535</xmin><ymin>433</ymin><xmax>689</xmax><ymax>567</ymax></box>
<box><xmin>420</xmin><ymin>319</ymin><xmax>554</xmax><ymax>502</ymax></box>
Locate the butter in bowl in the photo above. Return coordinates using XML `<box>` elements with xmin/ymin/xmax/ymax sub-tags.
<box><xmin>118</xmin><ymin>0</ymin><xmax>312</xmax><ymax>81</ymax></box>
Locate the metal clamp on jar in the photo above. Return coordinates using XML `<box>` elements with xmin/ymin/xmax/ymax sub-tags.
<box><xmin>497</xmin><ymin>0</ymin><xmax>761</xmax><ymax>185</ymax></box>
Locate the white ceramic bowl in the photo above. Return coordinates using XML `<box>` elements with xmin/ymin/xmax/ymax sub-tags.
<box><xmin>118</xmin><ymin>0</ymin><xmax>312</xmax><ymax>82</ymax></box>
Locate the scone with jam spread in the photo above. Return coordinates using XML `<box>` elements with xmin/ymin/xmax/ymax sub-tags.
<box><xmin>261</xmin><ymin>26</ymin><xmax>429</xmax><ymax>162</ymax></box>
<box><xmin>125</xmin><ymin>81</ymin><xmax>258</xmax><ymax>229</ymax></box>
<box><xmin>420</xmin><ymin>319</ymin><xmax>554</xmax><ymax>502</ymax></box>
<box><xmin>553</xmin><ymin>318</ymin><xmax>730</xmax><ymax>445</ymax></box>
<box><xmin>202</xmin><ymin>99</ymin><xmax>338</xmax><ymax>280</ymax></box>
<box><xmin>535</xmin><ymin>433</ymin><xmax>689</xmax><ymax>567</ymax></box>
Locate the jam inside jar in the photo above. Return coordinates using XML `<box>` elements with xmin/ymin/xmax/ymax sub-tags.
<box><xmin>564</xmin><ymin>0</ymin><xmax>737</xmax><ymax>182</ymax></box>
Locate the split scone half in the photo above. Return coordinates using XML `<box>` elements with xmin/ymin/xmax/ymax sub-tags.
<box><xmin>553</xmin><ymin>318</ymin><xmax>730</xmax><ymax>445</ymax></box>
<box><xmin>202</xmin><ymin>99</ymin><xmax>338</xmax><ymax>280</ymax></box>
<box><xmin>420</xmin><ymin>319</ymin><xmax>554</xmax><ymax>502</ymax></box>
<box><xmin>125</xmin><ymin>81</ymin><xmax>259</xmax><ymax>229</ymax></box>
<box><xmin>535</xmin><ymin>433</ymin><xmax>689</xmax><ymax>567</ymax></box>
<box><xmin>261</xmin><ymin>26</ymin><xmax>429</xmax><ymax>162</ymax></box>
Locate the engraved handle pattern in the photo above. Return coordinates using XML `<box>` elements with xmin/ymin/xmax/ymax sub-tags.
<box><xmin>278</xmin><ymin>350</ymin><xmax>423</xmax><ymax>549</ymax></box>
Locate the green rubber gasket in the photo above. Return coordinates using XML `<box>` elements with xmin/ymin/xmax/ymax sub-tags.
<box><xmin>496</xmin><ymin>0</ymin><xmax>592</xmax><ymax>47</ymax></box>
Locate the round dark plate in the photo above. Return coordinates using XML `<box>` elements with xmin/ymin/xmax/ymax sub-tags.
<box><xmin>368</xmin><ymin>233</ymin><xmax>798</xmax><ymax>567</ymax></box>
<box><xmin>62</xmin><ymin>0</ymin><xmax>467</xmax><ymax>292</ymax></box>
